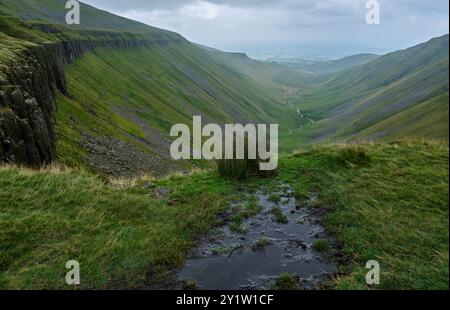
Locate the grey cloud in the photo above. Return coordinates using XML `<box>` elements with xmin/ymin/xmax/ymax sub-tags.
<box><xmin>83</xmin><ymin>0</ymin><xmax>353</xmax><ymax>12</ymax></box>
<box><xmin>81</xmin><ymin>0</ymin><xmax>449</xmax><ymax>55</ymax></box>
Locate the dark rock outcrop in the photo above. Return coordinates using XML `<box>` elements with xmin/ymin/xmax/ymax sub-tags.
<box><xmin>0</xmin><ymin>35</ymin><xmax>183</xmax><ymax>166</ymax></box>
<box><xmin>0</xmin><ymin>43</ymin><xmax>64</xmax><ymax>166</ymax></box>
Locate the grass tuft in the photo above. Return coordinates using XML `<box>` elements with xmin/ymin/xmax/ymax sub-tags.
<box><xmin>337</xmin><ymin>144</ymin><xmax>371</xmax><ymax>166</ymax></box>
<box><xmin>252</xmin><ymin>237</ymin><xmax>272</xmax><ymax>251</ymax></box>
<box><xmin>312</xmin><ymin>239</ymin><xmax>332</xmax><ymax>253</ymax></box>
<box><xmin>229</xmin><ymin>195</ymin><xmax>262</xmax><ymax>234</ymax></box>
<box><xmin>270</xmin><ymin>207</ymin><xmax>288</xmax><ymax>224</ymax></box>
<box><xmin>271</xmin><ymin>273</ymin><xmax>302</xmax><ymax>290</ymax></box>
<box><xmin>216</xmin><ymin>158</ymin><xmax>260</xmax><ymax>180</ymax></box>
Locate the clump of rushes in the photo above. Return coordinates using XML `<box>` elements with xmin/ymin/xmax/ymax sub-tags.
<box><xmin>337</xmin><ymin>144</ymin><xmax>371</xmax><ymax>166</ymax></box>
<box><xmin>252</xmin><ymin>237</ymin><xmax>271</xmax><ymax>251</ymax></box>
<box><xmin>240</xmin><ymin>195</ymin><xmax>262</xmax><ymax>217</ymax></box>
<box><xmin>271</xmin><ymin>207</ymin><xmax>288</xmax><ymax>224</ymax></box>
<box><xmin>229</xmin><ymin>196</ymin><xmax>262</xmax><ymax>234</ymax></box>
<box><xmin>268</xmin><ymin>193</ymin><xmax>281</xmax><ymax>203</ymax></box>
<box><xmin>216</xmin><ymin>158</ymin><xmax>259</xmax><ymax>180</ymax></box>
<box><xmin>271</xmin><ymin>273</ymin><xmax>302</xmax><ymax>290</ymax></box>
<box><xmin>216</xmin><ymin>140</ymin><xmax>275</xmax><ymax>180</ymax></box>
<box><xmin>312</xmin><ymin>239</ymin><xmax>332</xmax><ymax>253</ymax></box>
<box><xmin>229</xmin><ymin>220</ymin><xmax>246</xmax><ymax>234</ymax></box>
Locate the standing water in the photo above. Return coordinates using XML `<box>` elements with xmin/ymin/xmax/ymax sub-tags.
<box><xmin>175</xmin><ymin>184</ymin><xmax>336</xmax><ymax>290</ymax></box>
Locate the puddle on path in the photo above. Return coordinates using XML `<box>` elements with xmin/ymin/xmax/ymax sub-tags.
<box><xmin>175</xmin><ymin>185</ymin><xmax>336</xmax><ymax>290</ymax></box>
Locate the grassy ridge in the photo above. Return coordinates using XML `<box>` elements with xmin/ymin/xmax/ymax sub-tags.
<box><xmin>0</xmin><ymin>0</ymin><xmax>177</xmax><ymax>36</ymax></box>
<box><xmin>300</xmin><ymin>53</ymin><xmax>380</xmax><ymax>76</ymax></box>
<box><xmin>280</xmin><ymin>141</ymin><xmax>449</xmax><ymax>289</ymax></box>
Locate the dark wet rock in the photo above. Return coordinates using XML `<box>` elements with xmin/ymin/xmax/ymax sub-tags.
<box><xmin>289</xmin><ymin>239</ymin><xmax>308</xmax><ymax>250</ymax></box>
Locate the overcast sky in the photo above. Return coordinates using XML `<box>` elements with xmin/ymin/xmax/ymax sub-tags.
<box><xmin>81</xmin><ymin>0</ymin><xmax>449</xmax><ymax>57</ymax></box>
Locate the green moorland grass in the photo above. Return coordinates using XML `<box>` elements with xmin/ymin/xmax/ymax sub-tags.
<box><xmin>280</xmin><ymin>141</ymin><xmax>449</xmax><ymax>289</ymax></box>
<box><xmin>0</xmin><ymin>166</ymin><xmax>238</xmax><ymax>289</ymax></box>
<box><xmin>271</xmin><ymin>273</ymin><xmax>302</xmax><ymax>290</ymax></box>
<box><xmin>358</xmin><ymin>93</ymin><xmax>449</xmax><ymax>141</ymax></box>
<box><xmin>0</xmin><ymin>141</ymin><xmax>448</xmax><ymax>289</ymax></box>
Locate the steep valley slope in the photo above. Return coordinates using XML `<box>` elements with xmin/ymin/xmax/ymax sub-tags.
<box><xmin>295</xmin><ymin>34</ymin><xmax>449</xmax><ymax>143</ymax></box>
<box><xmin>0</xmin><ymin>0</ymin><xmax>304</xmax><ymax>176</ymax></box>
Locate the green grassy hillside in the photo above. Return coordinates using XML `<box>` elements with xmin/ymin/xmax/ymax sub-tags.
<box><xmin>358</xmin><ymin>93</ymin><xmax>449</xmax><ymax>141</ymax></box>
<box><xmin>55</xmin><ymin>43</ymin><xmax>300</xmax><ymax>170</ymax></box>
<box><xmin>0</xmin><ymin>0</ymin><xmax>173</xmax><ymax>35</ymax></box>
<box><xmin>297</xmin><ymin>35</ymin><xmax>449</xmax><ymax>142</ymax></box>
<box><xmin>1</xmin><ymin>0</ymin><xmax>305</xmax><ymax>174</ymax></box>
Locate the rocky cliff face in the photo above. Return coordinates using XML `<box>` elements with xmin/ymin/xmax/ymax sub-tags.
<box><xmin>0</xmin><ymin>43</ymin><xmax>64</xmax><ymax>166</ymax></box>
<box><xmin>0</xmin><ymin>36</ymin><xmax>181</xmax><ymax>166</ymax></box>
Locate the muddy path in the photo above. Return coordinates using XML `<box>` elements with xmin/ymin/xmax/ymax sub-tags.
<box><xmin>173</xmin><ymin>184</ymin><xmax>336</xmax><ymax>290</ymax></box>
